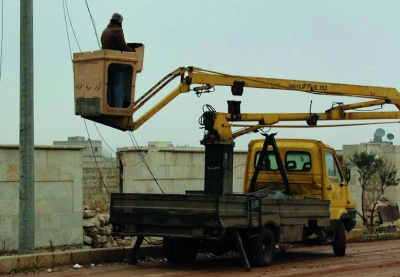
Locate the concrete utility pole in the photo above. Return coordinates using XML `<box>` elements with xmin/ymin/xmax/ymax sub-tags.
<box><xmin>19</xmin><ymin>0</ymin><xmax>35</xmax><ymax>254</ymax></box>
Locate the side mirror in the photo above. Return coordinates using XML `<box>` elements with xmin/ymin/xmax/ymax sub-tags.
<box><xmin>345</xmin><ymin>168</ymin><xmax>351</xmax><ymax>182</ymax></box>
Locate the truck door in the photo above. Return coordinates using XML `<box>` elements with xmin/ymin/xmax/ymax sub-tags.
<box><xmin>324</xmin><ymin>151</ymin><xmax>348</xmax><ymax>218</ymax></box>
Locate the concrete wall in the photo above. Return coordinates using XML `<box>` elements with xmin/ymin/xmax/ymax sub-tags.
<box><xmin>0</xmin><ymin>145</ymin><xmax>83</xmax><ymax>250</ymax></box>
<box><xmin>52</xmin><ymin>136</ymin><xmax>119</xmax><ymax>212</ymax></box>
<box><xmin>118</xmin><ymin>147</ymin><xmax>247</xmax><ymax>194</ymax></box>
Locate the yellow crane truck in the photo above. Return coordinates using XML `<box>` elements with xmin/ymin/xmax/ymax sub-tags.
<box><xmin>72</xmin><ymin>44</ymin><xmax>400</xmax><ymax>270</ymax></box>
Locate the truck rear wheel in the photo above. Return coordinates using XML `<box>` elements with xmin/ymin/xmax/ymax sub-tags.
<box><xmin>332</xmin><ymin>222</ymin><xmax>346</xmax><ymax>256</ymax></box>
<box><xmin>250</xmin><ymin>228</ymin><xmax>275</xmax><ymax>267</ymax></box>
<box><xmin>163</xmin><ymin>238</ymin><xmax>178</xmax><ymax>262</ymax></box>
<box><xmin>173</xmin><ymin>238</ymin><xmax>199</xmax><ymax>263</ymax></box>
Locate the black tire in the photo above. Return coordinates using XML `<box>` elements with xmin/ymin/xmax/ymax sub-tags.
<box><xmin>250</xmin><ymin>228</ymin><xmax>275</xmax><ymax>267</ymax></box>
<box><xmin>173</xmin><ymin>238</ymin><xmax>199</xmax><ymax>263</ymax></box>
<box><xmin>163</xmin><ymin>238</ymin><xmax>178</xmax><ymax>262</ymax></box>
<box><xmin>332</xmin><ymin>222</ymin><xmax>346</xmax><ymax>257</ymax></box>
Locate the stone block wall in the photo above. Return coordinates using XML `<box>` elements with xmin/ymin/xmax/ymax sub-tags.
<box><xmin>83</xmin><ymin>160</ymin><xmax>120</xmax><ymax>212</ymax></box>
<box><xmin>118</xmin><ymin>147</ymin><xmax>247</xmax><ymax>194</ymax></box>
<box><xmin>0</xmin><ymin>145</ymin><xmax>83</xmax><ymax>250</ymax></box>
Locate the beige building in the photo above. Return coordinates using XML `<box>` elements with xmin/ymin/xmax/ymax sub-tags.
<box><xmin>53</xmin><ymin>136</ymin><xmax>103</xmax><ymax>159</ymax></box>
<box><xmin>342</xmin><ymin>141</ymin><xmax>400</xmax><ymax>213</ymax></box>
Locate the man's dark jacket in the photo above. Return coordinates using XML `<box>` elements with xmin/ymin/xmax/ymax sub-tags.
<box><xmin>101</xmin><ymin>22</ymin><xmax>133</xmax><ymax>51</ymax></box>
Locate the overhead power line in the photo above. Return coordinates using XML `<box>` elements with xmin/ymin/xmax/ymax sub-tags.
<box><xmin>84</xmin><ymin>0</ymin><xmax>101</xmax><ymax>49</ymax></box>
<box><xmin>63</xmin><ymin>0</ymin><xmax>164</xmax><ymax>195</ymax></box>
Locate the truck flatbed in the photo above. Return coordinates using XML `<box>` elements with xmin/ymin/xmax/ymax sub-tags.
<box><xmin>110</xmin><ymin>192</ymin><xmax>330</xmax><ymax>241</ymax></box>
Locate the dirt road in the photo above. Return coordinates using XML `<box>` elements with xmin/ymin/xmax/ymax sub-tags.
<box><xmin>4</xmin><ymin>239</ymin><xmax>400</xmax><ymax>277</ymax></box>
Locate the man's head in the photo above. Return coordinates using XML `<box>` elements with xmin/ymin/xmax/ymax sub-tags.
<box><xmin>111</xmin><ymin>13</ymin><xmax>123</xmax><ymax>24</ymax></box>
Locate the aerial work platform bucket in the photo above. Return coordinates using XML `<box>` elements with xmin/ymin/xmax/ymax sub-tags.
<box><xmin>72</xmin><ymin>44</ymin><xmax>144</xmax><ymax>130</ymax></box>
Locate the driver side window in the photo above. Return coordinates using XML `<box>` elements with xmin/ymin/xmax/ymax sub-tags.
<box><xmin>325</xmin><ymin>151</ymin><xmax>343</xmax><ymax>183</ymax></box>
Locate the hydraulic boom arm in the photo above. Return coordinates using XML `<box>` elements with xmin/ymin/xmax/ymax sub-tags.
<box><xmin>131</xmin><ymin>67</ymin><xmax>400</xmax><ymax>143</ymax></box>
<box><xmin>72</xmin><ymin>49</ymin><xmax>400</xmax><ymax>141</ymax></box>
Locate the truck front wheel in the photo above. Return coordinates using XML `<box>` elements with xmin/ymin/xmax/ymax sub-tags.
<box><xmin>332</xmin><ymin>222</ymin><xmax>346</xmax><ymax>256</ymax></box>
<box><xmin>251</xmin><ymin>228</ymin><xmax>275</xmax><ymax>267</ymax></box>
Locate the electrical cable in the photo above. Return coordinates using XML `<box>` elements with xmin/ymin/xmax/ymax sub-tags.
<box><xmin>353</xmin><ymin>107</ymin><xmax>383</xmax><ymax>112</ymax></box>
<box><xmin>64</xmin><ymin>1</ymin><xmax>163</xmax><ymax>245</ymax></box>
<box><xmin>130</xmin><ymin>151</ymin><xmax>148</xmax><ymax>167</ymax></box>
<box><xmin>198</xmin><ymin>104</ymin><xmax>216</xmax><ymax>126</ymax></box>
<box><xmin>287</xmin><ymin>179</ymin><xmax>301</xmax><ymax>198</ymax></box>
<box><xmin>80</xmin><ymin>0</ymin><xmax>119</xmax><ymax>158</ymax></box>
<box><xmin>128</xmin><ymin>132</ymin><xmax>165</xmax><ymax>194</ymax></box>
<box><xmin>62</xmin><ymin>0</ymin><xmax>111</xmax><ymax>198</ymax></box>
<box><xmin>64</xmin><ymin>0</ymin><xmax>81</xmax><ymax>52</ymax></box>
<box><xmin>78</xmin><ymin>1</ymin><xmax>166</xmax><ymax>202</ymax></box>
<box><xmin>84</xmin><ymin>120</ymin><xmax>111</xmax><ymax>198</ymax></box>
<box><xmin>192</xmin><ymin>67</ymin><xmax>293</xmax><ymax>92</ymax></box>
<box><xmin>143</xmin><ymin>237</ymin><xmax>163</xmax><ymax>246</ymax></box>
<box><xmin>128</xmin><ymin>132</ymin><xmax>164</xmax><ymax>193</ymax></box>
<box><xmin>84</xmin><ymin>0</ymin><xmax>101</xmax><ymax>49</ymax></box>
<box><xmin>93</xmin><ymin>122</ymin><xmax>116</xmax><ymax>155</ymax></box>
<box><xmin>62</xmin><ymin>0</ymin><xmax>72</xmax><ymax>63</ymax></box>
<box><xmin>81</xmin><ymin>0</ymin><xmax>164</xmax><ymax>194</ymax></box>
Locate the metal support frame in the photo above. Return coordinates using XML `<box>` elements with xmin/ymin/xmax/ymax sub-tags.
<box><xmin>249</xmin><ymin>133</ymin><xmax>291</xmax><ymax>195</ymax></box>
<box><xmin>202</xmin><ymin>143</ymin><xmax>234</xmax><ymax>195</ymax></box>
<box><xmin>129</xmin><ymin>236</ymin><xmax>144</xmax><ymax>264</ymax></box>
<box><xmin>232</xmin><ymin>230</ymin><xmax>251</xmax><ymax>271</ymax></box>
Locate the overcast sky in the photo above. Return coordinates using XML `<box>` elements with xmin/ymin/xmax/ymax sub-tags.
<box><xmin>1</xmin><ymin>0</ymin><xmax>399</xmax><ymax>153</ymax></box>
